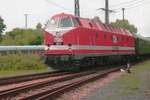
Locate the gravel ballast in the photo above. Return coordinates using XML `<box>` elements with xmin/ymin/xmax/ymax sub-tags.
<box><xmin>83</xmin><ymin>60</ymin><xmax>150</xmax><ymax>100</ymax></box>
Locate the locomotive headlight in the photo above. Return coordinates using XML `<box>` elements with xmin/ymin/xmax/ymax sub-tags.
<box><xmin>44</xmin><ymin>46</ymin><xmax>49</xmax><ymax>50</ymax></box>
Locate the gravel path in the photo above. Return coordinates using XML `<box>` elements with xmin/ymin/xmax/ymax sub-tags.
<box><xmin>83</xmin><ymin>69</ymin><xmax>150</xmax><ymax>100</ymax></box>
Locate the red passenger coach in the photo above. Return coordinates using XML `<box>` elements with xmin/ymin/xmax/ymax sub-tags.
<box><xmin>44</xmin><ymin>13</ymin><xmax>135</xmax><ymax>70</ymax></box>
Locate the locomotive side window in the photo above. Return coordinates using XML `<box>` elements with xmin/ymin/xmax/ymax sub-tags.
<box><xmin>72</xmin><ymin>18</ymin><xmax>79</xmax><ymax>27</ymax></box>
<box><xmin>111</xmin><ymin>35</ymin><xmax>113</xmax><ymax>41</ymax></box>
<box><xmin>104</xmin><ymin>34</ymin><xmax>107</xmax><ymax>41</ymax></box>
<box><xmin>117</xmin><ymin>36</ymin><xmax>120</xmax><ymax>42</ymax></box>
<box><xmin>76</xmin><ymin>18</ymin><xmax>82</xmax><ymax>26</ymax></box>
<box><xmin>60</xmin><ymin>17</ymin><xmax>73</xmax><ymax>27</ymax></box>
<box><xmin>112</xmin><ymin>35</ymin><xmax>118</xmax><ymax>43</ymax></box>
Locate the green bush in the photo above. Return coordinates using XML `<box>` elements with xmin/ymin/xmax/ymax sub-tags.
<box><xmin>1</xmin><ymin>28</ymin><xmax>43</xmax><ymax>45</ymax></box>
<box><xmin>0</xmin><ymin>53</ymin><xmax>47</xmax><ymax>71</ymax></box>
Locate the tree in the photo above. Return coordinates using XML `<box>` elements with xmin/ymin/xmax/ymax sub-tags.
<box><xmin>1</xmin><ymin>28</ymin><xmax>43</xmax><ymax>45</ymax></box>
<box><xmin>111</xmin><ymin>19</ymin><xmax>137</xmax><ymax>35</ymax></box>
<box><xmin>92</xmin><ymin>16</ymin><xmax>102</xmax><ymax>24</ymax></box>
<box><xmin>5</xmin><ymin>28</ymin><xmax>24</xmax><ymax>38</ymax></box>
<box><xmin>36</xmin><ymin>23</ymin><xmax>42</xmax><ymax>32</ymax></box>
<box><xmin>0</xmin><ymin>16</ymin><xmax>6</xmax><ymax>38</ymax></box>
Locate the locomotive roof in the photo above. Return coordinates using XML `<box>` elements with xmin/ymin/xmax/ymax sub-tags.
<box><xmin>52</xmin><ymin>13</ymin><xmax>76</xmax><ymax>18</ymax></box>
<box><xmin>52</xmin><ymin>13</ymin><xmax>134</xmax><ymax>37</ymax></box>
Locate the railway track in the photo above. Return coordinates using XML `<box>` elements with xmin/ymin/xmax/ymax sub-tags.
<box><xmin>0</xmin><ymin>71</ymin><xmax>70</xmax><ymax>86</ymax></box>
<box><xmin>0</xmin><ymin>67</ymin><xmax>121</xmax><ymax>100</ymax></box>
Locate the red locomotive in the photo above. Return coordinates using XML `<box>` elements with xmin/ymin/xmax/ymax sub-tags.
<box><xmin>44</xmin><ymin>13</ymin><xmax>135</xmax><ymax>70</ymax></box>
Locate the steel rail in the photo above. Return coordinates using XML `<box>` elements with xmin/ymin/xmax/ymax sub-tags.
<box><xmin>0</xmin><ymin>69</ymin><xmax>98</xmax><ymax>99</ymax></box>
<box><xmin>0</xmin><ymin>71</ymin><xmax>68</xmax><ymax>86</ymax></box>
<box><xmin>19</xmin><ymin>67</ymin><xmax>120</xmax><ymax>100</ymax></box>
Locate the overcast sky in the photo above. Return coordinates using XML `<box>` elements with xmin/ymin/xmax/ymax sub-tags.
<box><xmin>0</xmin><ymin>0</ymin><xmax>150</xmax><ymax>37</ymax></box>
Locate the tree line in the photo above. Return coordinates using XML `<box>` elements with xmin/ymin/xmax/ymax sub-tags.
<box><xmin>0</xmin><ymin>16</ymin><xmax>43</xmax><ymax>45</ymax></box>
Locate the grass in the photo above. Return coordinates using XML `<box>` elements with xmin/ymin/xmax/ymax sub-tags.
<box><xmin>115</xmin><ymin>74</ymin><xmax>140</xmax><ymax>96</ymax></box>
<box><xmin>0</xmin><ymin>53</ymin><xmax>52</xmax><ymax>78</ymax></box>
<box><xmin>112</xmin><ymin>59</ymin><xmax>150</xmax><ymax>96</ymax></box>
<box><xmin>0</xmin><ymin>69</ymin><xmax>50</xmax><ymax>78</ymax></box>
<box><xmin>0</xmin><ymin>53</ymin><xmax>48</xmax><ymax>70</ymax></box>
<box><xmin>132</xmin><ymin>60</ymin><xmax>150</xmax><ymax>73</ymax></box>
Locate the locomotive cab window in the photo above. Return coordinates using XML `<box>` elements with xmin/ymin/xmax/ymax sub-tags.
<box><xmin>46</xmin><ymin>18</ymin><xmax>59</xmax><ymax>28</ymax></box>
<box><xmin>60</xmin><ymin>17</ymin><xmax>73</xmax><ymax>28</ymax></box>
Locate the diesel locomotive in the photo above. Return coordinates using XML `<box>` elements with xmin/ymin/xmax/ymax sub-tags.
<box><xmin>44</xmin><ymin>13</ymin><xmax>150</xmax><ymax>70</ymax></box>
